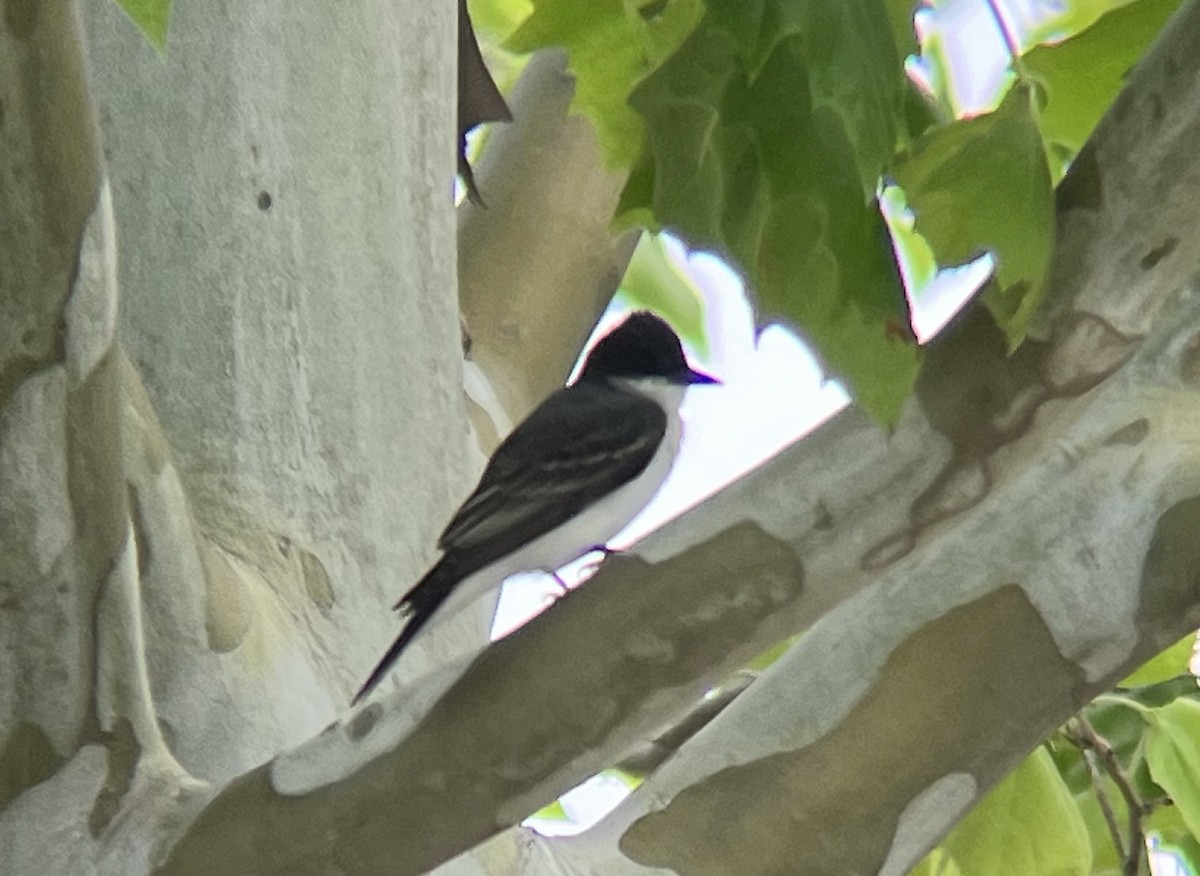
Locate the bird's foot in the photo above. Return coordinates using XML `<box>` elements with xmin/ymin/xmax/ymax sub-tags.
<box><xmin>578</xmin><ymin>545</ymin><xmax>618</xmax><ymax>579</ymax></box>
<box><xmin>540</xmin><ymin>547</ymin><xmax>619</xmax><ymax>605</ymax></box>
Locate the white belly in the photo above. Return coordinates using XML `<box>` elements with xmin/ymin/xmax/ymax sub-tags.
<box><xmin>437</xmin><ymin>393</ymin><xmax>683</xmax><ymax>621</ymax></box>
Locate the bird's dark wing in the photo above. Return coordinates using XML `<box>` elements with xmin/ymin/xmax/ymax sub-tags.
<box><xmin>356</xmin><ymin>385</ymin><xmax>665</xmax><ymax>703</ymax></box>
<box><xmin>441</xmin><ymin>381</ymin><xmax>666</xmax><ymax>564</ymax></box>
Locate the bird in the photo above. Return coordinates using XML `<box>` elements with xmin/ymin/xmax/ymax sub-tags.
<box><xmin>352</xmin><ymin>311</ymin><xmax>718</xmax><ymax>704</ymax></box>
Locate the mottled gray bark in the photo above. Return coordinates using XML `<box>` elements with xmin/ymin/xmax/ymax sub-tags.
<box><xmin>1</xmin><ymin>0</ymin><xmax>462</xmax><ymax>870</ymax></box>
<box><xmin>5</xmin><ymin>1</ymin><xmax>1200</xmax><ymax>875</ymax></box>
<box><xmin>458</xmin><ymin>50</ymin><xmax>638</xmax><ymax>448</ymax></box>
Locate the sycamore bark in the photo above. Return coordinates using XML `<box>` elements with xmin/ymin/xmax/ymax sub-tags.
<box><xmin>3</xmin><ymin>1</ymin><xmax>1200</xmax><ymax>876</ymax></box>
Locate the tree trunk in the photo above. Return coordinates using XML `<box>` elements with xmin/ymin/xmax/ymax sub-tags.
<box><xmin>2</xmin><ymin>0</ymin><xmax>463</xmax><ymax>870</ymax></box>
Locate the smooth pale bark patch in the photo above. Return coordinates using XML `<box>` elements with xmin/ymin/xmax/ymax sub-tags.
<box><xmin>65</xmin><ymin>351</ymin><xmax>128</xmax><ymax>577</ymax></box>
<box><xmin>64</xmin><ymin>181</ymin><xmax>118</xmax><ymax>386</ymax></box>
<box><xmin>0</xmin><ymin>745</ymin><xmax>108</xmax><ymax>873</ymax></box>
<box><xmin>619</xmin><ymin>585</ymin><xmax>1086</xmax><ymax>876</ymax></box>
<box><xmin>0</xmin><ymin>366</ymin><xmax>72</xmax><ymax>577</ymax></box>
<box><xmin>879</xmin><ymin>773</ymin><xmax>978</xmax><ymax>876</ymax></box>
<box><xmin>198</xmin><ymin>542</ymin><xmax>253</xmax><ymax>654</ymax></box>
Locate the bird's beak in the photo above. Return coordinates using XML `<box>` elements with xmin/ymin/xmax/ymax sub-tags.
<box><xmin>682</xmin><ymin>367</ymin><xmax>720</xmax><ymax>386</ymax></box>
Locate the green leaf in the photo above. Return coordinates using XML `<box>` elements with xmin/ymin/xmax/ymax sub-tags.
<box><xmin>618</xmin><ymin>3</ymin><xmax>919</xmax><ymax>423</ymax></box>
<box><xmin>1046</xmin><ymin>731</ymin><xmax>1092</xmax><ymax>796</ymax></box>
<box><xmin>884</xmin><ymin>0</ymin><xmax>919</xmax><ymax>59</ymax></box>
<box><xmin>528</xmin><ymin>799</ymin><xmax>570</xmax><ymax>821</ymax></box>
<box><xmin>1106</xmin><ymin>677</ymin><xmax>1200</xmax><ymax>717</ymax></box>
<box><xmin>881</xmin><ymin>184</ymin><xmax>938</xmax><ymax>296</ymax></box>
<box><xmin>1025</xmin><ymin>0</ymin><xmax>1184</xmax><ymax>163</ymax></box>
<box><xmin>1083</xmin><ymin>698</ymin><xmax>1155</xmax><ymax>774</ymax></box>
<box><xmin>745</xmin><ymin>634</ymin><xmax>800</xmax><ymax>672</ymax></box>
<box><xmin>469</xmin><ymin>0</ymin><xmax>534</xmax><ymax>40</ymax></box>
<box><xmin>505</xmin><ymin>0</ymin><xmax>703</xmax><ymax>167</ymax></box>
<box><xmin>1144</xmin><ymin>699</ymin><xmax>1200</xmax><ymax>839</ymax></box>
<box><xmin>900</xmin><ymin>79</ymin><xmax>939</xmax><ymax>146</ymax></box>
<box><xmin>891</xmin><ymin>84</ymin><xmax>1054</xmax><ymax>349</ymax></box>
<box><xmin>942</xmin><ymin>746</ymin><xmax>1091</xmax><ymax>876</ymax></box>
<box><xmin>909</xmin><ymin>847</ymin><xmax>965</xmax><ymax>876</ymax></box>
<box><xmin>703</xmin><ymin>0</ymin><xmax>903</xmax><ymax>197</ymax></box>
<box><xmin>1073</xmin><ymin>787</ymin><xmax>1124</xmax><ymax>875</ymax></box>
<box><xmin>114</xmin><ymin>0</ymin><xmax>172</xmax><ymax>51</ymax></box>
<box><xmin>602</xmin><ymin>767</ymin><xmax>644</xmax><ymax>789</ymax></box>
<box><xmin>1121</xmin><ymin>634</ymin><xmax>1196</xmax><ymax>688</ymax></box>
<box><xmin>1146</xmin><ymin>793</ymin><xmax>1193</xmax><ymax>846</ymax></box>
<box><xmin>1024</xmin><ymin>0</ymin><xmax>1143</xmax><ymax>45</ymax></box>
<box><xmin>618</xmin><ymin>235</ymin><xmax>708</xmax><ymax>354</ymax></box>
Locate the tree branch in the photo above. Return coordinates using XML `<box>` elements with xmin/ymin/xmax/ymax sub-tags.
<box><xmin>458</xmin><ymin>50</ymin><xmax>638</xmax><ymax>448</ymax></box>
<box><xmin>1072</xmin><ymin>713</ymin><xmax>1148</xmax><ymax>876</ymax></box>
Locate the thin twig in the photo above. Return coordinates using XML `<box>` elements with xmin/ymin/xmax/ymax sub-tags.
<box><xmin>1070</xmin><ymin>733</ymin><xmax>1126</xmax><ymax>862</ymax></box>
<box><xmin>1074</xmin><ymin>713</ymin><xmax>1147</xmax><ymax>876</ymax></box>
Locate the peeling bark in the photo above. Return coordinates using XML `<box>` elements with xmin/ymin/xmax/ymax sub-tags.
<box><xmin>458</xmin><ymin>50</ymin><xmax>639</xmax><ymax>448</ymax></box>
<box><xmin>4</xmin><ymin>1</ymin><xmax>1200</xmax><ymax>875</ymax></box>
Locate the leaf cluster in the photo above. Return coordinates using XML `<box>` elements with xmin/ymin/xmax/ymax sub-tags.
<box><xmin>489</xmin><ymin>0</ymin><xmax>1181</xmax><ymax>421</ymax></box>
<box><xmin>914</xmin><ymin>634</ymin><xmax>1200</xmax><ymax>876</ymax></box>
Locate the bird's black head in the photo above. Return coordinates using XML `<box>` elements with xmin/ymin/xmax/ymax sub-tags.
<box><xmin>578</xmin><ymin>311</ymin><xmax>718</xmax><ymax>385</ymax></box>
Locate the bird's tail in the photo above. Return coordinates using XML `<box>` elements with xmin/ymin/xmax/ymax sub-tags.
<box><xmin>351</xmin><ymin>558</ymin><xmax>460</xmax><ymax>705</ymax></box>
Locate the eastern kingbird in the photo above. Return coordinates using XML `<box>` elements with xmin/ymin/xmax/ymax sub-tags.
<box><xmin>352</xmin><ymin>311</ymin><xmax>717</xmax><ymax>704</ymax></box>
